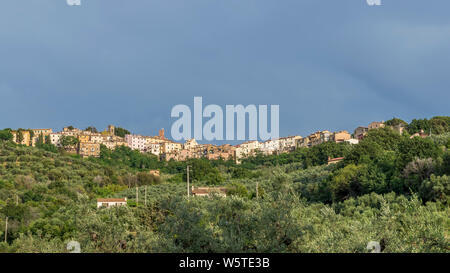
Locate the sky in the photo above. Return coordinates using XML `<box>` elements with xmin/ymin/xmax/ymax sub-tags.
<box><xmin>0</xmin><ymin>0</ymin><xmax>449</xmax><ymax>144</ymax></box>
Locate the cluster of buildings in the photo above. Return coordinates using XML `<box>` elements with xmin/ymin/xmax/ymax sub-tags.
<box><xmin>10</xmin><ymin>125</ymin><xmax>127</xmax><ymax>158</ymax></box>
<box><xmin>9</xmin><ymin>120</ymin><xmax>422</xmax><ymax>162</ymax></box>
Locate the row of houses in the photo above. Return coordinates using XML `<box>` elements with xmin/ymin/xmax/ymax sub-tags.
<box><xmin>10</xmin><ymin>120</ymin><xmax>420</xmax><ymax>162</ymax></box>
<box><xmin>10</xmin><ymin>125</ymin><xmax>127</xmax><ymax>158</ymax></box>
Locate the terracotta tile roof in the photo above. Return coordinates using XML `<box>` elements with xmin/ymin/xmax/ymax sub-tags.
<box><xmin>328</xmin><ymin>157</ymin><xmax>344</xmax><ymax>162</ymax></box>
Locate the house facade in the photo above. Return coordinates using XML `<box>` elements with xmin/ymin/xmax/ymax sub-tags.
<box><xmin>97</xmin><ymin>198</ymin><xmax>127</xmax><ymax>208</ymax></box>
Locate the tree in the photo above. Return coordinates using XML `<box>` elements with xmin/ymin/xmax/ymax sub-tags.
<box><xmin>385</xmin><ymin>117</ymin><xmax>408</xmax><ymax>127</ymax></box>
<box><xmin>45</xmin><ymin>135</ymin><xmax>51</xmax><ymax>145</ymax></box>
<box><xmin>60</xmin><ymin>136</ymin><xmax>79</xmax><ymax>147</ymax></box>
<box><xmin>85</xmin><ymin>126</ymin><xmax>98</xmax><ymax>133</ymax></box>
<box><xmin>397</xmin><ymin>137</ymin><xmax>442</xmax><ymax>169</ymax></box>
<box><xmin>114</xmin><ymin>127</ymin><xmax>131</xmax><ymax>138</ymax></box>
<box><xmin>419</xmin><ymin>175</ymin><xmax>450</xmax><ymax>203</ymax></box>
<box><xmin>37</xmin><ymin>133</ymin><xmax>44</xmax><ymax>146</ymax></box>
<box><xmin>0</xmin><ymin>129</ymin><xmax>13</xmax><ymax>141</ymax></box>
<box><xmin>184</xmin><ymin>159</ymin><xmax>224</xmax><ymax>185</ymax></box>
<box><xmin>407</xmin><ymin>119</ymin><xmax>431</xmax><ymax>135</ymax></box>
<box><xmin>16</xmin><ymin>130</ymin><xmax>24</xmax><ymax>144</ymax></box>
<box><xmin>226</xmin><ymin>182</ymin><xmax>249</xmax><ymax>198</ymax></box>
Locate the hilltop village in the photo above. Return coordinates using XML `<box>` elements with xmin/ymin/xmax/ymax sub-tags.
<box><xmin>8</xmin><ymin>121</ymin><xmax>415</xmax><ymax>163</ymax></box>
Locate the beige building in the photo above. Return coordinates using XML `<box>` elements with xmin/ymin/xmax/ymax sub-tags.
<box><xmin>78</xmin><ymin>142</ymin><xmax>101</xmax><ymax>158</ymax></box>
<box><xmin>191</xmin><ymin>187</ymin><xmax>227</xmax><ymax>197</ymax></box>
<box><xmin>161</xmin><ymin>141</ymin><xmax>183</xmax><ymax>154</ymax></box>
<box><xmin>332</xmin><ymin>131</ymin><xmax>351</xmax><ymax>143</ymax></box>
<box><xmin>279</xmin><ymin>136</ymin><xmax>302</xmax><ymax>152</ymax></box>
<box><xmin>184</xmin><ymin>139</ymin><xmax>199</xmax><ymax>150</ymax></box>
<box><xmin>354</xmin><ymin>126</ymin><xmax>368</xmax><ymax>139</ymax></box>
<box><xmin>368</xmin><ymin>121</ymin><xmax>385</xmax><ymax>130</ymax></box>
<box><xmin>97</xmin><ymin>198</ymin><xmax>127</xmax><ymax>208</ymax></box>
<box><xmin>11</xmin><ymin>128</ymin><xmax>53</xmax><ymax>146</ymax></box>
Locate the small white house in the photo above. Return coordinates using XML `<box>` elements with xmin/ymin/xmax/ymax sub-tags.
<box><xmin>345</xmin><ymin>138</ymin><xmax>359</xmax><ymax>145</ymax></box>
<box><xmin>97</xmin><ymin>198</ymin><xmax>127</xmax><ymax>208</ymax></box>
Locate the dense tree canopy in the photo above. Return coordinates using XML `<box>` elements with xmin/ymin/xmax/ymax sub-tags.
<box><xmin>0</xmin><ymin>117</ymin><xmax>449</xmax><ymax>253</ymax></box>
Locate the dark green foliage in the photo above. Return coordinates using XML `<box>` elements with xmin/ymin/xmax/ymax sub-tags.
<box><xmin>385</xmin><ymin>117</ymin><xmax>408</xmax><ymax>127</ymax></box>
<box><xmin>0</xmin><ymin>117</ymin><xmax>449</xmax><ymax>253</ymax></box>
<box><xmin>408</xmin><ymin>116</ymin><xmax>450</xmax><ymax>135</ymax></box>
<box><xmin>0</xmin><ymin>129</ymin><xmax>13</xmax><ymax>141</ymax></box>
<box><xmin>85</xmin><ymin>126</ymin><xmax>98</xmax><ymax>133</ymax></box>
<box><xmin>114</xmin><ymin>127</ymin><xmax>131</xmax><ymax>138</ymax></box>
<box><xmin>60</xmin><ymin>136</ymin><xmax>79</xmax><ymax>147</ymax></box>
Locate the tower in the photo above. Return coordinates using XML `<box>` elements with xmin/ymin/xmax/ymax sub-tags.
<box><xmin>108</xmin><ymin>125</ymin><xmax>115</xmax><ymax>135</ymax></box>
<box><xmin>159</xmin><ymin>128</ymin><xmax>165</xmax><ymax>139</ymax></box>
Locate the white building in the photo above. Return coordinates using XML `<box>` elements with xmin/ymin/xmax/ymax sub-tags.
<box><xmin>345</xmin><ymin>138</ymin><xmax>359</xmax><ymax>145</ymax></box>
<box><xmin>97</xmin><ymin>198</ymin><xmax>127</xmax><ymax>208</ymax></box>
<box><xmin>279</xmin><ymin>136</ymin><xmax>302</xmax><ymax>152</ymax></box>
<box><xmin>125</xmin><ymin>134</ymin><xmax>147</xmax><ymax>152</ymax></box>
<box><xmin>260</xmin><ymin>139</ymin><xmax>280</xmax><ymax>155</ymax></box>
<box><xmin>235</xmin><ymin>140</ymin><xmax>261</xmax><ymax>163</ymax></box>
<box><xmin>50</xmin><ymin>133</ymin><xmax>63</xmax><ymax>146</ymax></box>
<box><xmin>146</xmin><ymin>143</ymin><xmax>161</xmax><ymax>156</ymax></box>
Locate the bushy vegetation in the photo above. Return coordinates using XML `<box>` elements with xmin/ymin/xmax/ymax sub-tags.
<box><xmin>0</xmin><ymin>117</ymin><xmax>449</xmax><ymax>253</ymax></box>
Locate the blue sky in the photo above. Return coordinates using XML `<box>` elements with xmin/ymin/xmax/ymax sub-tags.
<box><xmin>0</xmin><ymin>0</ymin><xmax>449</xmax><ymax>144</ymax></box>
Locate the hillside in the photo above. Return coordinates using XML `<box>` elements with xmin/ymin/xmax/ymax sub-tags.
<box><xmin>0</xmin><ymin>126</ymin><xmax>449</xmax><ymax>253</ymax></box>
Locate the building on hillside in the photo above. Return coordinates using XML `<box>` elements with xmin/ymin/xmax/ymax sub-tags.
<box><xmin>107</xmin><ymin>125</ymin><xmax>115</xmax><ymax>135</ymax></box>
<box><xmin>97</xmin><ymin>198</ymin><xmax>127</xmax><ymax>208</ymax></box>
<box><xmin>11</xmin><ymin>128</ymin><xmax>53</xmax><ymax>146</ymax></box>
<box><xmin>279</xmin><ymin>136</ymin><xmax>302</xmax><ymax>152</ymax></box>
<box><xmin>297</xmin><ymin>136</ymin><xmax>310</xmax><ymax>148</ymax></box>
<box><xmin>320</xmin><ymin>130</ymin><xmax>332</xmax><ymax>144</ymax></box>
<box><xmin>345</xmin><ymin>138</ymin><xmax>359</xmax><ymax>145</ymax></box>
<box><xmin>159</xmin><ymin>128</ymin><xmax>165</xmax><ymax>139</ymax></box>
<box><xmin>31</xmin><ymin>129</ymin><xmax>53</xmax><ymax>146</ymax></box>
<box><xmin>103</xmin><ymin>137</ymin><xmax>128</xmax><ymax>150</ymax></box>
<box><xmin>11</xmin><ymin>130</ymin><xmax>31</xmax><ymax>146</ymax></box>
<box><xmin>78</xmin><ymin>134</ymin><xmax>91</xmax><ymax>143</ymax></box>
<box><xmin>191</xmin><ymin>187</ymin><xmax>227</xmax><ymax>197</ymax></box>
<box><xmin>161</xmin><ymin>141</ymin><xmax>183</xmax><ymax>154</ymax></box>
<box><xmin>125</xmin><ymin>134</ymin><xmax>147</xmax><ymax>152</ymax></box>
<box><xmin>78</xmin><ymin>142</ymin><xmax>101</xmax><ymax>158</ymax></box>
<box><xmin>332</xmin><ymin>131</ymin><xmax>351</xmax><ymax>143</ymax></box>
<box><xmin>328</xmin><ymin>157</ymin><xmax>344</xmax><ymax>165</ymax></box>
<box><xmin>184</xmin><ymin>139</ymin><xmax>199</xmax><ymax>150</ymax></box>
<box><xmin>235</xmin><ymin>140</ymin><xmax>260</xmax><ymax>163</ymax></box>
<box><xmin>62</xmin><ymin>127</ymin><xmax>83</xmax><ymax>136</ymax></box>
<box><xmin>308</xmin><ymin>131</ymin><xmax>322</xmax><ymax>146</ymax></box>
<box><xmin>50</xmin><ymin>133</ymin><xmax>63</xmax><ymax>146</ymax></box>
<box><xmin>90</xmin><ymin>134</ymin><xmax>104</xmax><ymax>144</ymax></box>
<box><xmin>368</xmin><ymin>121</ymin><xmax>385</xmax><ymax>130</ymax></box>
<box><xmin>410</xmin><ymin>129</ymin><xmax>429</xmax><ymax>139</ymax></box>
<box><xmin>149</xmin><ymin>170</ymin><xmax>160</xmax><ymax>177</ymax></box>
<box><xmin>260</xmin><ymin>139</ymin><xmax>280</xmax><ymax>155</ymax></box>
<box><xmin>145</xmin><ymin>142</ymin><xmax>161</xmax><ymax>156</ymax></box>
<box><xmin>354</xmin><ymin>126</ymin><xmax>368</xmax><ymax>139</ymax></box>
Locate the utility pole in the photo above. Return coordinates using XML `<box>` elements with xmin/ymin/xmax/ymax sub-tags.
<box><xmin>4</xmin><ymin>217</ymin><xmax>8</xmax><ymax>243</ymax></box>
<box><xmin>256</xmin><ymin>182</ymin><xmax>259</xmax><ymax>199</ymax></box>
<box><xmin>187</xmin><ymin>165</ymin><xmax>190</xmax><ymax>199</ymax></box>
<box><xmin>136</xmin><ymin>187</ymin><xmax>139</xmax><ymax>205</ymax></box>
